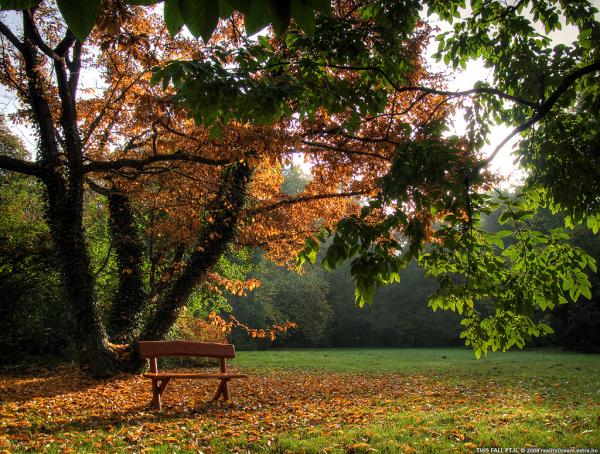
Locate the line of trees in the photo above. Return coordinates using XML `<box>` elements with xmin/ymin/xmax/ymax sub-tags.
<box><xmin>228</xmin><ymin>167</ymin><xmax>599</xmax><ymax>352</ymax></box>
<box><xmin>228</xmin><ymin>257</ymin><xmax>464</xmax><ymax>350</ymax></box>
<box><xmin>227</xmin><ymin>247</ymin><xmax>599</xmax><ymax>353</ymax></box>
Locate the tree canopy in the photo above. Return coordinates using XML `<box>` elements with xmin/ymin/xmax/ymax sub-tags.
<box><xmin>0</xmin><ymin>0</ymin><xmax>599</xmax><ymax>372</ymax></box>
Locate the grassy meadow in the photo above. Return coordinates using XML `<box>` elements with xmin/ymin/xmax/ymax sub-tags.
<box><xmin>1</xmin><ymin>348</ymin><xmax>598</xmax><ymax>453</ymax></box>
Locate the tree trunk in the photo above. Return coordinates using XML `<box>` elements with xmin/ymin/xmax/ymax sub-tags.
<box><xmin>44</xmin><ymin>182</ymin><xmax>118</xmax><ymax>378</ymax></box>
<box><xmin>128</xmin><ymin>162</ymin><xmax>251</xmax><ymax>371</ymax></box>
<box><xmin>17</xmin><ymin>14</ymin><xmax>117</xmax><ymax>378</ymax></box>
<box><xmin>106</xmin><ymin>190</ymin><xmax>146</xmax><ymax>344</ymax></box>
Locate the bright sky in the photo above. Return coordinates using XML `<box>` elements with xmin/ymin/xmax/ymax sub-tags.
<box><xmin>427</xmin><ymin>0</ymin><xmax>600</xmax><ymax>186</ymax></box>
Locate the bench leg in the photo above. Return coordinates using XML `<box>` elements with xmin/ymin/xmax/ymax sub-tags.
<box><xmin>151</xmin><ymin>378</ymin><xmax>170</xmax><ymax>410</ymax></box>
<box><xmin>213</xmin><ymin>379</ymin><xmax>230</xmax><ymax>401</ymax></box>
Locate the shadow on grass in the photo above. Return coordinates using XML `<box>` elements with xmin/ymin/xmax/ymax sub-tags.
<box><xmin>0</xmin><ymin>367</ymin><xmax>137</xmax><ymax>403</ymax></box>
<box><xmin>6</xmin><ymin>399</ymin><xmax>242</xmax><ymax>436</ymax></box>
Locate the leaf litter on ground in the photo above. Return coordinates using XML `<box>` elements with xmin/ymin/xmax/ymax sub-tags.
<box><xmin>0</xmin><ymin>359</ymin><xmax>598</xmax><ymax>453</ymax></box>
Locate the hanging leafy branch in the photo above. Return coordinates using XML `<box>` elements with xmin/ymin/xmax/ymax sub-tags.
<box><xmin>295</xmin><ymin>0</ymin><xmax>600</xmax><ymax>354</ymax></box>
<box><xmin>0</xmin><ymin>0</ymin><xmax>331</xmax><ymax>41</ymax></box>
<box><xmin>422</xmin><ymin>190</ymin><xmax>596</xmax><ymax>357</ymax></box>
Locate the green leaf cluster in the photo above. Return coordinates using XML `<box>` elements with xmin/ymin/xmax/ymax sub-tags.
<box><xmin>0</xmin><ymin>0</ymin><xmax>331</xmax><ymax>41</ymax></box>
<box><xmin>421</xmin><ymin>190</ymin><xmax>596</xmax><ymax>357</ymax></box>
<box><xmin>151</xmin><ymin>6</ymin><xmax>421</xmax><ymax>131</ymax></box>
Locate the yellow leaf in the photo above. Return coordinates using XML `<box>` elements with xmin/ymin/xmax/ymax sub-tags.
<box><xmin>402</xmin><ymin>444</ymin><xmax>417</xmax><ymax>454</ymax></box>
<box><xmin>347</xmin><ymin>442</ymin><xmax>373</xmax><ymax>452</ymax></box>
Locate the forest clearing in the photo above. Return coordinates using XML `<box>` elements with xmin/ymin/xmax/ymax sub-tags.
<box><xmin>1</xmin><ymin>349</ymin><xmax>599</xmax><ymax>453</ymax></box>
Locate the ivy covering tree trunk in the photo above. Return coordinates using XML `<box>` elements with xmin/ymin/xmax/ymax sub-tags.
<box><xmin>47</xmin><ymin>194</ymin><xmax>118</xmax><ymax>376</ymax></box>
<box><xmin>141</xmin><ymin>162</ymin><xmax>252</xmax><ymax>341</ymax></box>
<box><xmin>106</xmin><ymin>190</ymin><xmax>147</xmax><ymax>344</ymax></box>
<box><xmin>16</xmin><ymin>14</ymin><xmax>118</xmax><ymax>377</ymax></box>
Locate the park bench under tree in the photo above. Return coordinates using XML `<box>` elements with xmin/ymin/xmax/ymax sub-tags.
<box><xmin>139</xmin><ymin>341</ymin><xmax>247</xmax><ymax>410</ymax></box>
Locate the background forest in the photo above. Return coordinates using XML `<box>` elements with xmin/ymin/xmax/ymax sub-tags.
<box><xmin>2</xmin><ymin>119</ymin><xmax>598</xmax><ymax>363</ymax></box>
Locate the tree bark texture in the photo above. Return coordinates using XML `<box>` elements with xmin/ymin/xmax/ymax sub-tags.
<box><xmin>19</xmin><ymin>14</ymin><xmax>117</xmax><ymax>377</ymax></box>
<box><xmin>44</xmin><ymin>187</ymin><xmax>118</xmax><ymax>377</ymax></box>
<box><xmin>106</xmin><ymin>191</ymin><xmax>147</xmax><ymax>344</ymax></box>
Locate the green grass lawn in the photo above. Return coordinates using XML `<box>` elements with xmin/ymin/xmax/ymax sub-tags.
<box><xmin>232</xmin><ymin>348</ymin><xmax>600</xmax><ymax>452</ymax></box>
<box><xmin>235</xmin><ymin>346</ymin><xmax>599</xmax><ymax>374</ymax></box>
<box><xmin>1</xmin><ymin>348</ymin><xmax>599</xmax><ymax>453</ymax></box>
<box><xmin>235</xmin><ymin>347</ymin><xmax>600</xmax><ymax>401</ymax></box>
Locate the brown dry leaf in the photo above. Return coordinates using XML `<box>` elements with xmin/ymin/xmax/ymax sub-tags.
<box><xmin>347</xmin><ymin>442</ymin><xmax>375</xmax><ymax>452</ymax></box>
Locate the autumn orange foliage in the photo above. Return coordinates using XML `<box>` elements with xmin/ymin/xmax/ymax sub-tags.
<box><xmin>208</xmin><ymin>311</ymin><xmax>297</xmax><ymax>342</ymax></box>
<box><xmin>72</xmin><ymin>4</ymin><xmax>448</xmax><ymax>270</ymax></box>
<box><xmin>0</xmin><ymin>0</ymin><xmax>454</xmax><ymax>365</ymax></box>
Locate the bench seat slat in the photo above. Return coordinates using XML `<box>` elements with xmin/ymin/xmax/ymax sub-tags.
<box><xmin>139</xmin><ymin>340</ymin><xmax>235</xmax><ymax>358</ymax></box>
<box><xmin>144</xmin><ymin>372</ymin><xmax>248</xmax><ymax>379</ymax></box>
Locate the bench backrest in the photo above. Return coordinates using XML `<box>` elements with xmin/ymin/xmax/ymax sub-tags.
<box><xmin>138</xmin><ymin>341</ymin><xmax>236</xmax><ymax>359</ymax></box>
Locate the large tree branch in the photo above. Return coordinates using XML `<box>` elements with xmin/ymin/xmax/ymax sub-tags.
<box><xmin>0</xmin><ymin>154</ymin><xmax>48</xmax><ymax>178</ymax></box>
<box><xmin>538</xmin><ymin>61</ymin><xmax>600</xmax><ymax>115</ymax></box>
<box><xmin>318</xmin><ymin>63</ymin><xmax>540</xmax><ymax>110</ymax></box>
<box><xmin>45</xmin><ymin>31</ymin><xmax>92</xmax><ymax>188</ymax></box>
<box><xmin>28</xmin><ymin>20</ymin><xmax>80</xmax><ymax>105</ymax></box>
<box><xmin>301</xmin><ymin>139</ymin><xmax>392</xmax><ymax>161</ymax></box>
<box><xmin>88</xmin><ymin>176</ymin><xmax>149</xmax><ymax>343</ymax></box>
<box><xmin>21</xmin><ymin>12</ymin><xmax>62</xmax><ymax>171</ymax></box>
<box><xmin>47</xmin><ymin>22</ymin><xmax>81</xmax><ymax>159</ymax></box>
<box><xmin>83</xmin><ymin>152</ymin><xmax>233</xmax><ymax>173</ymax></box>
<box><xmin>68</xmin><ymin>40</ymin><xmax>81</xmax><ymax>101</ymax></box>
<box><xmin>55</xmin><ymin>30</ymin><xmax>76</xmax><ymax>57</ymax></box>
<box><xmin>0</xmin><ymin>20</ymin><xmax>24</xmax><ymax>53</ymax></box>
<box><xmin>139</xmin><ymin>161</ymin><xmax>252</xmax><ymax>342</ymax></box>
<box><xmin>23</xmin><ymin>9</ymin><xmax>56</xmax><ymax>59</ymax></box>
<box><xmin>23</xmin><ymin>10</ymin><xmax>75</xmax><ymax>59</ymax></box>
<box><xmin>485</xmin><ymin>61</ymin><xmax>600</xmax><ymax>164</ymax></box>
<box><xmin>106</xmin><ymin>188</ymin><xmax>147</xmax><ymax>343</ymax></box>
<box><xmin>54</xmin><ymin>55</ymin><xmax>84</xmax><ymax>182</ymax></box>
<box><xmin>256</xmin><ymin>59</ymin><xmax>539</xmax><ymax>109</ymax></box>
<box><xmin>86</xmin><ymin>178</ymin><xmax>110</xmax><ymax>196</ymax></box>
<box><xmin>394</xmin><ymin>83</ymin><xmax>539</xmax><ymax>110</ymax></box>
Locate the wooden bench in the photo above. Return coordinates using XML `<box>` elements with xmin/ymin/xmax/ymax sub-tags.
<box><xmin>138</xmin><ymin>340</ymin><xmax>247</xmax><ymax>410</ymax></box>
